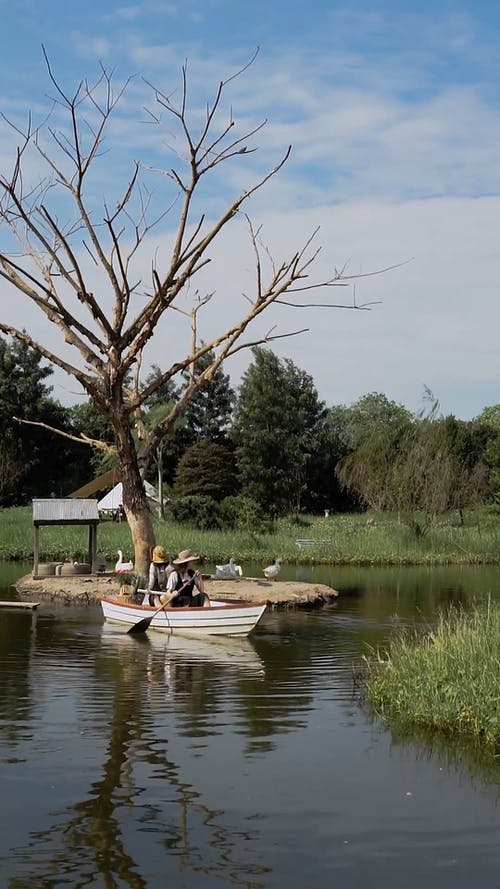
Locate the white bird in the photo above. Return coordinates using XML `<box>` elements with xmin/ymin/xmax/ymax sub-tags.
<box><xmin>215</xmin><ymin>557</ymin><xmax>243</xmax><ymax>579</ymax></box>
<box><xmin>263</xmin><ymin>558</ymin><xmax>281</xmax><ymax>581</ymax></box>
<box><xmin>115</xmin><ymin>549</ymin><xmax>134</xmax><ymax>573</ymax></box>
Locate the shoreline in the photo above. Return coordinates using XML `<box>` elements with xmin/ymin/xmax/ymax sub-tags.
<box><xmin>15</xmin><ymin>573</ymin><xmax>339</xmax><ymax>609</ymax></box>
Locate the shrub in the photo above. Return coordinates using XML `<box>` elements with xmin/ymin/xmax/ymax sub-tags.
<box><xmin>219</xmin><ymin>495</ymin><xmax>269</xmax><ymax>532</ymax></box>
<box><xmin>169</xmin><ymin>495</ymin><xmax>221</xmax><ymax>530</ymax></box>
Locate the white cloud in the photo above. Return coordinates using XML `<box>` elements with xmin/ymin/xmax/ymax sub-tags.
<box><xmin>1</xmin><ymin>3</ymin><xmax>500</xmax><ymax>421</ymax></box>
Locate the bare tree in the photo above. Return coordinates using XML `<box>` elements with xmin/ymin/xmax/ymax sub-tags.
<box><xmin>0</xmin><ymin>52</ymin><xmax>377</xmax><ymax>573</ymax></box>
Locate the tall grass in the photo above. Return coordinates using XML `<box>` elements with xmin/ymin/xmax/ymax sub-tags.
<box><xmin>364</xmin><ymin>602</ymin><xmax>500</xmax><ymax>750</ymax></box>
<box><xmin>1</xmin><ymin>505</ymin><xmax>500</xmax><ymax>566</ymax></box>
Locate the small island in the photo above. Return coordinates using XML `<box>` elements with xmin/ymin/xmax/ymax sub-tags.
<box><xmin>15</xmin><ymin>572</ymin><xmax>339</xmax><ymax>609</ymax></box>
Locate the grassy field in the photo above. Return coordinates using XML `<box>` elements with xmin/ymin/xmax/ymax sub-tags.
<box><xmin>363</xmin><ymin>602</ymin><xmax>500</xmax><ymax>750</ymax></box>
<box><xmin>1</xmin><ymin>504</ymin><xmax>500</xmax><ymax>566</ymax></box>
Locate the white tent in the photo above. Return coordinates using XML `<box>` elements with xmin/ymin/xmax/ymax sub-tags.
<box><xmin>97</xmin><ymin>481</ymin><xmax>159</xmax><ymax>515</ymax></box>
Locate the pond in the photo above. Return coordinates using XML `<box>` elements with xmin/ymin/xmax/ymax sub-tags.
<box><xmin>0</xmin><ymin>561</ymin><xmax>499</xmax><ymax>888</ymax></box>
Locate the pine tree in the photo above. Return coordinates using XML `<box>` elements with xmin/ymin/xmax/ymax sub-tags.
<box><xmin>232</xmin><ymin>348</ymin><xmax>327</xmax><ymax>515</ymax></box>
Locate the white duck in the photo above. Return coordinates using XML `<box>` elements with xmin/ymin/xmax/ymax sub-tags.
<box><xmin>215</xmin><ymin>557</ymin><xmax>243</xmax><ymax>579</ymax></box>
<box><xmin>263</xmin><ymin>558</ymin><xmax>281</xmax><ymax>581</ymax></box>
<box><xmin>115</xmin><ymin>549</ymin><xmax>134</xmax><ymax>573</ymax></box>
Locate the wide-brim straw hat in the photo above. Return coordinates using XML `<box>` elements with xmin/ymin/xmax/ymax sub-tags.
<box><xmin>173</xmin><ymin>548</ymin><xmax>199</xmax><ymax>565</ymax></box>
<box><xmin>152</xmin><ymin>545</ymin><xmax>168</xmax><ymax>564</ymax></box>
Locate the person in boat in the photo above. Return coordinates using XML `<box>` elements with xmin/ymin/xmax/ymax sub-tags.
<box><xmin>152</xmin><ymin>548</ymin><xmax>210</xmax><ymax>608</ymax></box>
<box><xmin>144</xmin><ymin>545</ymin><xmax>173</xmax><ymax>605</ymax></box>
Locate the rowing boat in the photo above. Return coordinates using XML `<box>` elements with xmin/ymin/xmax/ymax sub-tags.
<box><xmin>100</xmin><ymin>594</ymin><xmax>267</xmax><ymax>637</ymax></box>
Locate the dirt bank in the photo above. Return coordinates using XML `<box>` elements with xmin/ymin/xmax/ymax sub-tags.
<box><xmin>15</xmin><ymin>573</ymin><xmax>339</xmax><ymax>609</ymax></box>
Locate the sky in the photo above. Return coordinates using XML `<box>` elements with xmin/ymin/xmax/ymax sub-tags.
<box><xmin>0</xmin><ymin>0</ymin><xmax>499</xmax><ymax>420</ymax></box>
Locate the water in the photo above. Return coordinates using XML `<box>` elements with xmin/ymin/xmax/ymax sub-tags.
<box><xmin>0</xmin><ymin>562</ymin><xmax>499</xmax><ymax>888</ymax></box>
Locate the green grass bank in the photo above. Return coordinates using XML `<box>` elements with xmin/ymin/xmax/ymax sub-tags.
<box><xmin>364</xmin><ymin>602</ymin><xmax>500</xmax><ymax>750</ymax></box>
<box><xmin>1</xmin><ymin>506</ymin><xmax>500</xmax><ymax>566</ymax></box>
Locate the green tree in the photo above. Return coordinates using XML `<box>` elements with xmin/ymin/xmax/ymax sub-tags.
<box><xmin>338</xmin><ymin>395</ymin><xmax>492</xmax><ymax>527</ymax></box>
<box><xmin>0</xmin><ymin>335</ymin><xmax>81</xmax><ymax>503</ymax></box>
<box><xmin>232</xmin><ymin>347</ymin><xmax>327</xmax><ymax>515</ymax></box>
<box><xmin>69</xmin><ymin>400</ymin><xmax>116</xmax><ymax>479</ymax></box>
<box><xmin>158</xmin><ymin>349</ymin><xmax>235</xmax><ymax>487</ymax></box>
<box><xmin>329</xmin><ymin>392</ymin><xmax>413</xmax><ymax>451</ymax></box>
<box><xmin>337</xmin><ymin>422</ymin><xmax>408</xmax><ymax>513</ymax></box>
<box><xmin>173</xmin><ymin>439</ymin><xmax>237</xmax><ymax>502</ymax></box>
<box><xmin>180</xmin><ymin>349</ymin><xmax>234</xmax><ymax>444</ymax></box>
<box><xmin>476</xmin><ymin>405</ymin><xmax>500</xmax><ymax>501</ymax></box>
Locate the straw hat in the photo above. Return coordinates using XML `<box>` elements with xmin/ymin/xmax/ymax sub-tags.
<box><xmin>152</xmin><ymin>545</ymin><xmax>168</xmax><ymax>564</ymax></box>
<box><xmin>173</xmin><ymin>548</ymin><xmax>199</xmax><ymax>565</ymax></box>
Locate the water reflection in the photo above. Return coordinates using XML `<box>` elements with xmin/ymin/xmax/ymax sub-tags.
<box><xmin>0</xmin><ymin>607</ymin><xmax>37</xmax><ymax>746</ymax></box>
<box><xmin>1</xmin><ymin>562</ymin><xmax>500</xmax><ymax>887</ymax></box>
<box><xmin>387</xmin><ymin>723</ymin><xmax>500</xmax><ymax>794</ymax></box>
<box><xmin>8</xmin><ymin>623</ymin><xmax>272</xmax><ymax>888</ymax></box>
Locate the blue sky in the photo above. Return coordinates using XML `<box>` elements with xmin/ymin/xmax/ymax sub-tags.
<box><xmin>1</xmin><ymin>0</ymin><xmax>499</xmax><ymax>419</ymax></box>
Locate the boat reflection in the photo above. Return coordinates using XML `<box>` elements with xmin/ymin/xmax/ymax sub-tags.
<box><xmin>99</xmin><ymin>624</ymin><xmax>266</xmax><ymax>677</ymax></box>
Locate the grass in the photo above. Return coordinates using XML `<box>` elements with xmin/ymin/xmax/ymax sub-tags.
<box><xmin>1</xmin><ymin>504</ymin><xmax>500</xmax><ymax>566</ymax></box>
<box><xmin>363</xmin><ymin>601</ymin><xmax>500</xmax><ymax>750</ymax></box>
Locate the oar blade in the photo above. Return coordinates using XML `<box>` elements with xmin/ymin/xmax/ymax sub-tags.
<box><xmin>127</xmin><ymin>615</ymin><xmax>153</xmax><ymax>634</ymax></box>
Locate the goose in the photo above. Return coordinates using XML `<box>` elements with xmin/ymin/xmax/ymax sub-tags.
<box><xmin>263</xmin><ymin>558</ymin><xmax>281</xmax><ymax>581</ymax></box>
<box><xmin>215</xmin><ymin>557</ymin><xmax>243</xmax><ymax>579</ymax></box>
<box><xmin>115</xmin><ymin>550</ymin><xmax>134</xmax><ymax>573</ymax></box>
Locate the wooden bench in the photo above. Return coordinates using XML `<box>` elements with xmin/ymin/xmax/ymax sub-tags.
<box><xmin>295</xmin><ymin>539</ymin><xmax>330</xmax><ymax>549</ymax></box>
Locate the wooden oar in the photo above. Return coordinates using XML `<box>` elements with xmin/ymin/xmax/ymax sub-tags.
<box><xmin>127</xmin><ymin>600</ymin><xmax>171</xmax><ymax>635</ymax></box>
<box><xmin>127</xmin><ymin>579</ymin><xmax>193</xmax><ymax>635</ymax></box>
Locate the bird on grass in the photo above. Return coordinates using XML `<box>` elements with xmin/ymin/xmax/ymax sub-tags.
<box><xmin>215</xmin><ymin>557</ymin><xmax>243</xmax><ymax>579</ymax></box>
<box><xmin>263</xmin><ymin>558</ymin><xmax>281</xmax><ymax>581</ymax></box>
<box><xmin>115</xmin><ymin>550</ymin><xmax>134</xmax><ymax>573</ymax></box>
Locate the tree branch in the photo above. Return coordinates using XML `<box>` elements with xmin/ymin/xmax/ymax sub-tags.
<box><xmin>13</xmin><ymin>416</ymin><xmax>116</xmax><ymax>454</ymax></box>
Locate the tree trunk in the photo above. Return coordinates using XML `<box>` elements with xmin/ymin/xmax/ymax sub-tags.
<box><xmin>125</xmin><ymin>502</ymin><xmax>154</xmax><ymax>579</ymax></box>
<box><xmin>115</xmin><ymin>421</ymin><xmax>155</xmax><ymax>578</ymax></box>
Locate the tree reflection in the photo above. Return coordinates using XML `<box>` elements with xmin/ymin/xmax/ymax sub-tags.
<box><xmin>8</xmin><ymin>631</ymin><xmax>271</xmax><ymax>888</ymax></box>
<box><xmin>0</xmin><ymin>610</ymin><xmax>36</xmax><ymax>743</ymax></box>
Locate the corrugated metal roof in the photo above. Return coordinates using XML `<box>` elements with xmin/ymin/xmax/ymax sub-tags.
<box><xmin>33</xmin><ymin>499</ymin><xmax>99</xmax><ymax>524</ymax></box>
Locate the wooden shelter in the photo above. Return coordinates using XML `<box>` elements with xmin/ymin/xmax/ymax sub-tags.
<box><xmin>68</xmin><ymin>468</ymin><xmax>120</xmax><ymax>500</ymax></box>
<box><xmin>32</xmin><ymin>499</ymin><xmax>100</xmax><ymax>579</ymax></box>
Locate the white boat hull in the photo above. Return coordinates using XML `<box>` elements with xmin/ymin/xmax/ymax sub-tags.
<box><xmin>101</xmin><ymin>596</ymin><xmax>267</xmax><ymax>637</ymax></box>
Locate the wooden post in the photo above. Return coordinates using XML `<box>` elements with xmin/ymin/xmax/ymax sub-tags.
<box><xmin>89</xmin><ymin>524</ymin><xmax>97</xmax><ymax>572</ymax></box>
<box><xmin>33</xmin><ymin>526</ymin><xmax>40</xmax><ymax>578</ymax></box>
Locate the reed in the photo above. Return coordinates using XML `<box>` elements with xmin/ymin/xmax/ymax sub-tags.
<box><xmin>364</xmin><ymin>601</ymin><xmax>500</xmax><ymax>749</ymax></box>
<box><xmin>1</xmin><ymin>505</ymin><xmax>500</xmax><ymax>566</ymax></box>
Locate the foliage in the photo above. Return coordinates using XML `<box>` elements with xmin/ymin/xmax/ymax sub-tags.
<box><xmin>364</xmin><ymin>602</ymin><xmax>500</xmax><ymax>749</ymax></box>
<box><xmin>0</xmin><ymin>336</ymin><xmax>88</xmax><ymax>504</ymax></box>
<box><xmin>159</xmin><ymin>351</ymin><xmax>235</xmax><ymax>486</ymax></box>
<box><xmin>337</xmin><ymin>395</ymin><xmax>492</xmax><ymax>529</ymax></box>
<box><xmin>337</xmin><ymin>422</ymin><xmax>408</xmax><ymax>513</ymax></box>
<box><xmin>328</xmin><ymin>392</ymin><xmax>413</xmax><ymax>451</ymax></box>
<box><xmin>69</xmin><ymin>400</ymin><xmax>116</xmax><ymax>479</ymax></box>
<box><xmin>168</xmin><ymin>494</ymin><xmax>222</xmax><ymax>530</ymax></box>
<box><xmin>142</xmin><ymin>364</ymin><xmax>179</xmax><ymax>409</ymax></box>
<box><xmin>173</xmin><ymin>439</ymin><xmax>237</xmax><ymax>502</ymax></box>
<box><xmin>232</xmin><ymin>347</ymin><xmax>328</xmax><ymax>515</ymax></box>
<box><xmin>476</xmin><ymin>404</ymin><xmax>500</xmax><ymax>501</ymax></box>
<box><xmin>179</xmin><ymin>349</ymin><xmax>234</xmax><ymax>444</ymax></box>
<box><xmin>219</xmin><ymin>495</ymin><xmax>270</xmax><ymax>532</ymax></box>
